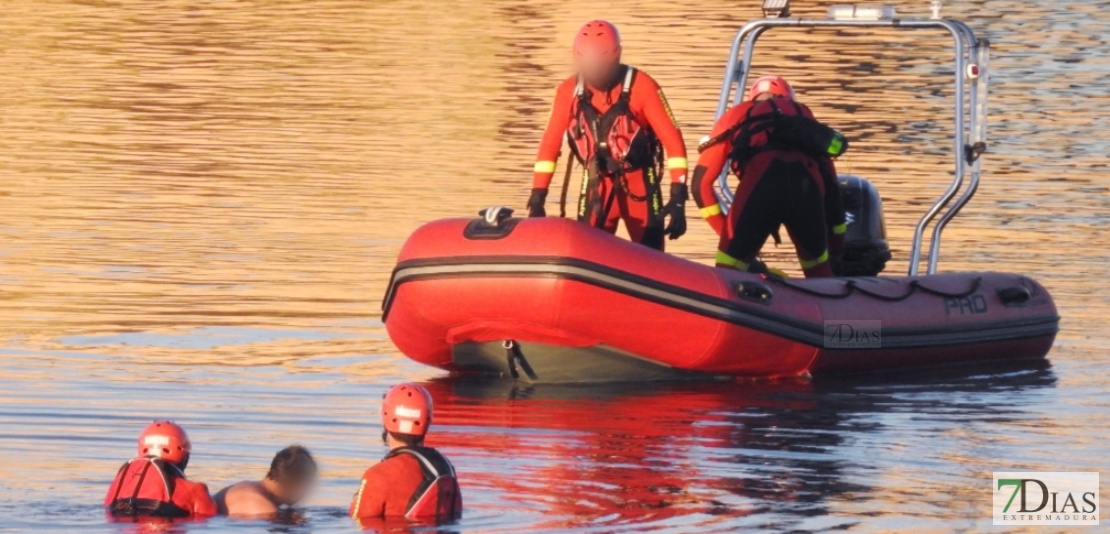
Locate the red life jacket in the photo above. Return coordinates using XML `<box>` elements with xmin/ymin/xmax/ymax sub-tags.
<box><xmin>386</xmin><ymin>446</ymin><xmax>462</xmax><ymax>521</ymax></box>
<box><xmin>566</xmin><ymin>66</ymin><xmax>661</xmax><ymax>178</ymax></box>
<box><xmin>727</xmin><ymin>98</ymin><xmax>846</xmax><ymax>175</ymax></box>
<box><xmin>105</xmin><ymin>457</ymin><xmax>190</xmax><ymax>519</ymax></box>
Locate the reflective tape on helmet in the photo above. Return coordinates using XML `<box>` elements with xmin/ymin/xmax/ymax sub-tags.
<box><xmin>534</xmin><ymin>161</ymin><xmax>557</xmax><ymax>173</ymax></box>
<box><xmin>666</xmin><ymin>157</ymin><xmax>688</xmax><ymax>170</ymax></box>
<box><xmin>832</xmin><ymin>222</ymin><xmax>848</xmax><ymax>235</ymax></box>
<box><xmin>799</xmin><ymin>250</ymin><xmax>830</xmax><ymax>269</ymax></box>
<box><xmin>716</xmin><ymin>250</ymin><xmax>749</xmax><ymax>271</ymax></box>
<box><xmin>700</xmin><ymin>204</ymin><xmax>722</xmax><ymax>218</ymax></box>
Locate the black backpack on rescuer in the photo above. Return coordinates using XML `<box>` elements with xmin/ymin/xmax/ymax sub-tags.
<box><xmin>106</xmin><ymin>457</ymin><xmax>189</xmax><ymax>519</ymax></box>
<box><xmin>386</xmin><ymin>446</ymin><xmax>462</xmax><ymax>521</ymax></box>
<box><xmin>721</xmin><ymin>98</ymin><xmax>849</xmax><ymax>171</ymax></box>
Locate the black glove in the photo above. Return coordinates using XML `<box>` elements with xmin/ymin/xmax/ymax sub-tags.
<box><xmin>526</xmin><ymin>188</ymin><xmax>548</xmax><ymax>218</ymax></box>
<box><xmin>663</xmin><ymin>183</ymin><xmax>688</xmax><ymax>240</ymax></box>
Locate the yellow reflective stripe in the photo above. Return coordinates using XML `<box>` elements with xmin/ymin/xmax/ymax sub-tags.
<box><xmin>716</xmin><ymin>250</ymin><xmax>749</xmax><ymax>271</ymax></box>
<box><xmin>666</xmin><ymin>157</ymin><xmax>688</xmax><ymax>170</ymax></box>
<box><xmin>351</xmin><ymin>479</ymin><xmax>367</xmax><ymax>517</ymax></box>
<box><xmin>700</xmin><ymin>204</ymin><xmax>722</xmax><ymax>218</ymax></box>
<box><xmin>799</xmin><ymin>250</ymin><xmax>830</xmax><ymax>270</ymax></box>
<box><xmin>832</xmin><ymin>222</ymin><xmax>848</xmax><ymax>235</ymax></box>
<box><xmin>534</xmin><ymin>161</ymin><xmax>557</xmax><ymax>173</ymax></box>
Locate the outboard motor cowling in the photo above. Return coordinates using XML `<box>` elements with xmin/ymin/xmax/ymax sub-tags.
<box><xmin>838</xmin><ymin>175</ymin><xmax>891</xmax><ymax>276</ymax></box>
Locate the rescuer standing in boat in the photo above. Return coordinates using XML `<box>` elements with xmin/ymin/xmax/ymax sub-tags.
<box><xmin>692</xmin><ymin>76</ymin><xmax>848</xmax><ymax>278</ymax></box>
<box><xmin>104</xmin><ymin>421</ymin><xmax>218</xmax><ymax>519</ymax></box>
<box><xmin>528</xmin><ymin>20</ymin><xmax>689</xmax><ymax>250</ymax></box>
<box><xmin>350</xmin><ymin>383</ymin><xmax>462</xmax><ymax>523</ymax></box>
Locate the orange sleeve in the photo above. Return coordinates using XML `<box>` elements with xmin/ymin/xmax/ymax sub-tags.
<box><xmin>630</xmin><ymin>72</ymin><xmax>687</xmax><ymax>184</ymax></box>
<box><xmin>691</xmin><ymin>103</ymin><xmax>750</xmax><ymax>235</ymax></box>
<box><xmin>532</xmin><ymin>77</ymin><xmax>576</xmax><ymax>190</ymax></box>
<box><xmin>179</xmin><ymin>480</ymin><xmax>217</xmax><ymax>517</ymax></box>
<box><xmin>350</xmin><ymin>466</ymin><xmax>389</xmax><ymax>519</ymax></box>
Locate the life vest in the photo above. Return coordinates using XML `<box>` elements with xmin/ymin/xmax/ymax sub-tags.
<box><xmin>725</xmin><ymin>99</ymin><xmax>848</xmax><ymax>175</ymax></box>
<box><xmin>566</xmin><ymin>66</ymin><xmax>661</xmax><ymax>178</ymax></box>
<box><xmin>105</xmin><ymin>457</ymin><xmax>190</xmax><ymax>519</ymax></box>
<box><xmin>386</xmin><ymin>446</ymin><xmax>462</xmax><ymax>521</ymax></box>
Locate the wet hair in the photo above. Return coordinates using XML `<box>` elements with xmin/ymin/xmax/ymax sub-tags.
<box><xmin>266</xmin><ymin>445</ymin><xmax>317</xmax><ymax>485</ymax></box>
<box><xmin>387</xmin><ymin>431</ymin><xmax>425</xmax><ymax>447</ymax></box>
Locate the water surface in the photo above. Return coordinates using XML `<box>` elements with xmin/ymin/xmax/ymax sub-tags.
<box><xmin>1</xmin><ymin>0</ymin><xmax>1108</xmax><ymax>532</ymax></box>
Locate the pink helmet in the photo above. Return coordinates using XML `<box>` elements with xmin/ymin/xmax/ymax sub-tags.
<box><xmin>747</xmin><ymin>75</ymin><xmax>796</xmax><ymax>101</ymax></box>
<box><xmin>138</xmin><ymin>421</ymin><xmax>191</xmax><ymax>465</ymax></box>
<box><xmin>381</xmin><ymin>383</ymin><xmax>433</xmax><ymax>436</ymax></box>
<box><xmin>573</xmin><ymin>20</ymin><xmax>622</xmax><ymax>67</ymax></box>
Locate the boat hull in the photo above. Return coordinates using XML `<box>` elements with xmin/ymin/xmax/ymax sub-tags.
<box><xmin>383</xmin><ymin>217</ymin><xmax>1058</xmax><ymax>383</ymax></box>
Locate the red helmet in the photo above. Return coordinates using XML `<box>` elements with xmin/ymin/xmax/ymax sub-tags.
<box><xmin>747</xmin><ymin>75</ymin><xmax>795</xmax><ymax>101</ymax></box>
<box><xmin>381</xmin><ymin>383</ymin><xmax>433</xmax><ymax>436</ymax></box>
<box><xmin>573</xmin><ymin>20</ymin><xmax>622</xmax><ymax>67</ymax></box>
<box><xmin>138</xmin><ymin>421</ymin><xmax>191</xmax><ymax>465</ymax></box>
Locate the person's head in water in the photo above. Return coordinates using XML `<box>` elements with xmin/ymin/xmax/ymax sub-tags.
<box><xmin>381</xmin><ymin>383</ymin><xmax>433</xmax><ymax>448</ymax></box>
<box><xmin>573</xmin><ymin>20</ymin><xmax>622</xmax><ymax>89</ymax></box>
<box><xmin>747</xmin><ymin>75</ymin><xmax>795</xmax><ymax>102</ymax></box>
<box><xmin>264</xmin><ymin>446</ymin><xmax>317</xmax><ymax>506</ymax></box>
<box><xmin>138</xmin><ymin>420</ymin><xmax>191</xmax><ymax>470</ymax></box>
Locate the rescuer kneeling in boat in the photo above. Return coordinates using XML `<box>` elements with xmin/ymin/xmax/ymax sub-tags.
<box><xmin>350</xmin><ymin>383</ymin><xmax>462</xmax><ymax>523</ymax></box>
<box><xmin>528</xmin><ymin>20</ymin><xmax>689</xmax><ymax>250</ymax></box>
<box><xmin>105</xmin><ymin>420</ymin><xmax>218</xmax><ymax>519</ymax></box>
<box><xmin>692</xmin><ymin>75</ymin><xmax>848</xmax><ymax>278</ymax></box>
<box><xmin>214</xmin><ymin>445</ymin><xmax>317</xmax><ymax>518</ymax></box>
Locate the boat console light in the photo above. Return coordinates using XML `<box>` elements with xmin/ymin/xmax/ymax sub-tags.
<box><xmin>827</xmin><ymin>4</ymin><xmax>897</xmax><ymax>21</ymax></box>
<box><xmin>930</xmin><ymin>1</ymin><xmax>944</xmax><ymax>20</ymax></box>
<box><xmin>761</xmin><ymin>0</ymin><xmax>791</xmax><ymax>18</ymax></box>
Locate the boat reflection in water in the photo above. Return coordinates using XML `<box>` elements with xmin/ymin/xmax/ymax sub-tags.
<box><xmin>423</xmin><ymin>361</ymin><xmax>1055</xmax><ymax>531</ymax></box>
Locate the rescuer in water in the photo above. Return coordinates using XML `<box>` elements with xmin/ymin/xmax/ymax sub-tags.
<box><xmin>104</xmin><ymin>420</ymin><xmax>218</xmax><ymax>519</ymax></box>
<box><xmin>350</xmin><ymin>383</ymin><xmax>462</xmax><ymax>523</ymax></box>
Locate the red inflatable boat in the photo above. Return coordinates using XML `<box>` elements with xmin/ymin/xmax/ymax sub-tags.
<box><xmin>383</xmin><ymin>8</ymin><xmax>1059</xmax><ymax>382</ymax></box>
<box><xmin>383</xmin><ymin>215</ymin><xmax>1057</xmax><ymax>383</ymax></box>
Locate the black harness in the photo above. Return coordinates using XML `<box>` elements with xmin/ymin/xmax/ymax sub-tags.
<box><xmin>567</xmin><ymin>66</ymin><xmax>665</xmax><ymax>227</ymax></box>
<box><xmin>385</xmin><ymin>446</ymin><xmax>459</xmax><ymax>518</ymax></box>
<box><xmin>106</xmin><ymin>457</ymin><xmax>190</xmax><ymax>519</ymax></box>
<box><xmin>698</xmin><ymin>99</ymin><xmax>847</xmax><ymax>174</ymax></box>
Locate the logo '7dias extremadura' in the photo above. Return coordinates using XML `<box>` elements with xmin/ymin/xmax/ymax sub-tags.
<box><xmin>993</xmin><ymin>472</ymin><xmax>1099</xmax><ymax>525</ymax></box>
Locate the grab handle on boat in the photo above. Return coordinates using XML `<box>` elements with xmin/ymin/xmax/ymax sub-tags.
<box><xmin>997</xmin><ymin>286</ymin><xmax>1031</xmax><ymax>306</ymax></box>
<box><xmin>737</xmin><ymin>281</ymin><xmax>773</xmax><ymax>303</ymax></box>
<box><xmin>479</xmin><ymin>206</ymin><xmax>514</xmax><ymax>227</ymax></box>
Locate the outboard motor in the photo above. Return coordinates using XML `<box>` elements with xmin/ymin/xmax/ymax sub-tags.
<box><xmin>838</xmin><ymin>175</ymin><xmax>891</xmax><ymax>276</ymax></box>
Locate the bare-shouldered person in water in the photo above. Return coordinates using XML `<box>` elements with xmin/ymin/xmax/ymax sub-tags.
<box><xmin>215</xmin><ymin>445</ymin><xmax>317</xmax><ymax>518</ymax></box>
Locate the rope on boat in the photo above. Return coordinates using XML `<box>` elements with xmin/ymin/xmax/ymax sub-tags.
<box><xmin>766</xmin><ymin>276</ymin><xmax>983</xmax><ymax>302</ymax></box>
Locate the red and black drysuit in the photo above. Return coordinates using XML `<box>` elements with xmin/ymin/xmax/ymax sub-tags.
<box><xmin>104</xmin><ymin>456</ymin><xmax>217</xmax><ymax>519</ymax></box>
<box><xmin>531</xmin><ymin>65</ymin><xmax>689</xmax><ymax>250</ymax></box>
<box><xmin>350</xmin><ymin>446</ymin><xmax>462</xmax><ymax>523</ymax></box>
<box><xmin>692</xmin><ymin>98</ymin><xmax>847</xmax><ymax>278</ymax></box>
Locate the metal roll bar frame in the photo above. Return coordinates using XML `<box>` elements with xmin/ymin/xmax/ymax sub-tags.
<box><xmin>713</xmin><ymin>14</ymin><xmax>990</xmax><ymax>275</ymax></box>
